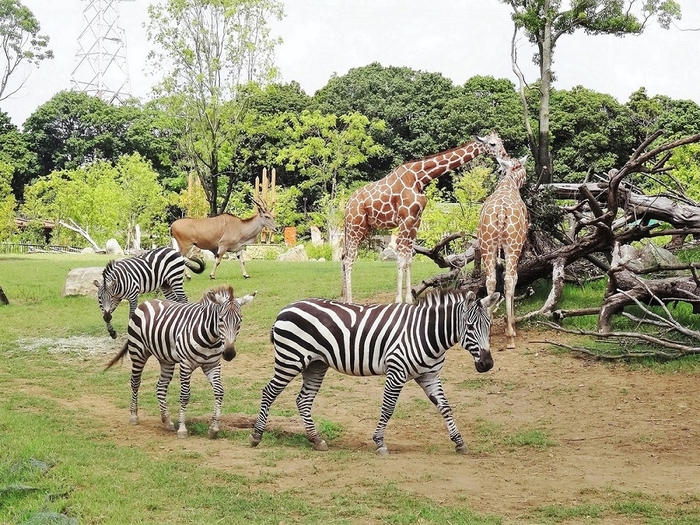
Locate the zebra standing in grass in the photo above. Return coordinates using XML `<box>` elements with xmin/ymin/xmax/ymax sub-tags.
<box><xmin>94</xmin><ymin>247</ymin><xmax>205</xmax><ymax>338</ymax></box>
<box><xmin>250</xmin><ymin>289</ymin><xmax>500</xmax><ymax>455</ymax></box>
<box><xmin>105</xmin><ymin>285</ymin><xmax>256</xmax><ymax>439</ymax></box>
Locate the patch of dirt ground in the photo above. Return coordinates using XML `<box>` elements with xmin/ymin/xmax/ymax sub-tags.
<box><xmin>41</xmin><ymin>327</ymin><xmax>700</xmax><ymax>522</ymax></box>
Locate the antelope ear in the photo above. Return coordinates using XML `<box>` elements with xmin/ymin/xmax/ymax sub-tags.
<box><xmin>236</xmin><ymin>290</ymin><xmax>257</xmax><ymax>306</ymax></box>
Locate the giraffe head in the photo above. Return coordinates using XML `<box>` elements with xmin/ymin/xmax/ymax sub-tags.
<box><xmin>497</xmin><ymin>155</ymin><xmax>528</xmax><ymax>189</ymax></box>
<box><xmin>476</xmin><ymin>131</ymin><xmax>508</xmax><ymax>160</ymax></box>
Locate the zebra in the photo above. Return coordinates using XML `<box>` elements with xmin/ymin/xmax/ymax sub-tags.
<box><xmin>249</xmin><ymin>289</ymin><xmax>500</xmax><ymax>455</ymax></box>
<box><xmin>93</xmin><ymin>246</ymin><xmax>205</xmax><ymax>338</ymax></box>
<box><xmin>105</xmin><ymin>285</ymin><xmax>256</xmax><ymax>439</ymax></box>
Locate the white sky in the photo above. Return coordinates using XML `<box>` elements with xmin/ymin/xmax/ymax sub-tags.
<box><xmin>2</xmin><ymin>0</ymin><xmax>700</xmax><ymax>128</ymax></box>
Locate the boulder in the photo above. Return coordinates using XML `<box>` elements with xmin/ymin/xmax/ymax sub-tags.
<box><xmin>105</xmin><ymin>239</ymin><xmax>124</xmax><ymax>256</ymax></box>
<box><xmin>62</xmin><ymin>267</ymin><xmax>105</xmax><ymax>298</ymax></box>
<box><xmin>278</xmin><ymin>245</ymin><xmax>309</xmax><ymax>262</ymax></box>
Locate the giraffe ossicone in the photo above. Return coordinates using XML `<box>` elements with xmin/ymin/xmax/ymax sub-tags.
<box><xmin>477</xmin><ymin>154</ymin><xmax>529</xmax><ymax>350</ymax></box>
<box><xmin>341</xmin><ymin>131</ymin><xmax>509</xmax><ymax>304</ymax></box>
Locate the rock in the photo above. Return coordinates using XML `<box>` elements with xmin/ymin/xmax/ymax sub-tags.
<box><xmin>278</xmin><ymin>245</ymin><xmax>309</xmax><ymax>262</ymax></box>
<box><xmin>62</xmin><ymin>267</ymin><xmax>105</xmax><ymax>298</ymax></box>
<box><xmin>380</xmin><ymin>247</ymin><xmax>397</xmax><ymax>261</ymax></box>
<box><xmin>105</xmin><ymin>239</ymin><xmax>124</xmax><ymax>256</ymax></box>
<box><xmin>310</xmin><ymin>225</ymin><xmax>324</xmax><ymax>246</ymax></box>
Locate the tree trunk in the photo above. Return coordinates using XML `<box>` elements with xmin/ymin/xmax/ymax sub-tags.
<box><xmin>536</xmin><ymin>0</ymin><xmax>554</xmax><ymax>184</ymax></box>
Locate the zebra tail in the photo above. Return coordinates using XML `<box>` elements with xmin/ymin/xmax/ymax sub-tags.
<box><xmin>184</xmin><ymin>256</ymin><xmax>206</xmax><ymax>274</ymax></box>
<box><xmin>105</xmin><ymin>341</ymin><xmax>129</xmax><ymax>371</ymax></box>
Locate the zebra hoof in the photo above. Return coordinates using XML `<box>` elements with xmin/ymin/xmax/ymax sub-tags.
<box><xmin>249</xmin><ymin>433</ymin><xmax>262</xmax><ymax>447</ymax></box>
<box><xmin>177</xmin><ymin>429</ymin><xmax>188</xmax><ymax>439</ymax></box>
<box><xmin>208</xmin><ymin>428</ymin><xmax>219</xmax><ymax>440</ymax></box>
<box><xmin>313</xmin><ymin>439</ymin><xmax>328</xmax><ymax>451</ymax></box>
<box><xmin>109</xmin><ymin>330</ymin><xmax>117</xmax><ymax>339</ymax></box>
<box><xmin>455</xmin><ymin>444</ymin><xmax>468</xmax><ymax>455</ymax></box>
<box><xmin>129</xmin><ymin>415</ymin><xmax>139</xmax><ymax>425</ymax></box>
<box><xmin>243</xmin><ymin>275</ymin><xmax>251</xmax><ymax>279</ymax></box>
<box><xmin>375</xmin><ymin>445</ymin><xmax>389</xmax><ymax>456</ymax></box>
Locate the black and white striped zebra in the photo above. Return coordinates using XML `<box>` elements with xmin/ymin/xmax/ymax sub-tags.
<box><xmin>105</xmin><ymin>285</ymin><xmax>256</xmax><ymax>439</ymax></box>
<box><xmin>93</xmin><ymin>247</ymin><xmax>205</xmax><ymax>338</ymax></box>
<box><xmin>250</xmin><ymin>290</ymin><xmax>500</xmax><ymax>455</ymax></box>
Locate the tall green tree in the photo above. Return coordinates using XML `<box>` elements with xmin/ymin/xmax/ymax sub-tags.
<box><xmin>0</xmin><ymin>0</ymin><xmax>52</xmax><ymax>103</ymax></box>
<box><xmin>0</xmin><ymin>110</ymin><xmax>35</xmax><ymax>199</ymax></box>
<box><xmin>501</xmin><ymin>0</ymin><xmax>682</xmax><ymax>183</ymax></box>
<box><xmin>147</xmin><ymin>0</ymin><xmax>283</xmax><ymax>216</ymax></box>
<box><xmin>21</xmin><ymin>155</ymin><xmax>173</xmax><ymax>248</ymax></box>
<box><xmin>276</xmin><ymin>110</ymin><xmax>385</xmax><ymax>235</ymax></box>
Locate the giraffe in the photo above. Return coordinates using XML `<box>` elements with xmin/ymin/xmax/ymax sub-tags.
<box><xmin>476</xmin><ymin>155</ymin><xmax>529</xmax><ymax>350</ymax></box>
<box><xmin>341</xmin><ymin>131</ymin><xmax>508</xmax><ymax>304</ymax></box>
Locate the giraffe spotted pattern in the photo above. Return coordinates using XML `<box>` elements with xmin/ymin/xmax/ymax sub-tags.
<box><xmin>477</xmin><ymin>155</ymin><xmax>529</xmax><ymax>350</ymax></box>
<box><xmin>342</xmin><ymin>132</ymin><xmax>509</xmax><ymax>304</ymax></box>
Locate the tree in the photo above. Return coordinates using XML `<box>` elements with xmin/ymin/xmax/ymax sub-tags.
<box><xmin>0</xmin><ymin>0</ymin><xmax>52</xmax><ymax>103</ymax></box>
<box><xmin>0</xmin><ymin>161</ymin><xmax>16</xmax><ymax>241</ymax></box>
<box><xmin>21</xmin><ymin>155</ymin><xmax>173</xmax><ymax>248</ymax></box>
<box><xmin>147</xmin><ymin>0</ymin><xmax>283</xmax><ymax>216</ymax></box>
<box><xmin>276</xmin><ymin>110</ymin><xmax>385</xmax><ymax>236</ymax></box>
<box><xmin>502</xmin><ymin>0</ymin><xmax>682</xmax><ymax>183</ymax></box>
<box><xmin>0</xmin><ymin>109</ymin><xmax>36</xmax><ymax>199</ymax></box>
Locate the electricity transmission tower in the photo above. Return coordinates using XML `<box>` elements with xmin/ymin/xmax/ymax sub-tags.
<box><xmin>71</xmin><ymin>0</ymin><xmax>133</xmax><ymax>103</ymax></box>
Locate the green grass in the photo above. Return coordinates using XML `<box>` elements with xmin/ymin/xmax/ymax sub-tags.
<box><xmin>3</xmin><ymin>252</ymin><xmax>700</xmax><ymax>524</ymax></box>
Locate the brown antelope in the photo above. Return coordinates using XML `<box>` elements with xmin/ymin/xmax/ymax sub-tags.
<box><xmin>170</xmin><ymin>201</ymin><xmax>277</xmax><ymax>280</ymax></box>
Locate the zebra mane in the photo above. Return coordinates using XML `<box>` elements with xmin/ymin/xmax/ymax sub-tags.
<box><xmin>200</xmin><ymin>285</ymin><xmax>235</xmax><ymax>305</ymax></box>
<box><xmin>418</xmin><ymin>288</ymin><xmax>475</xmax><ymax>307</ymax></box>
<box><xmin>103</xmin><ymin>260</ymin><xmax>117</xmax><ymax>276</ymax></box>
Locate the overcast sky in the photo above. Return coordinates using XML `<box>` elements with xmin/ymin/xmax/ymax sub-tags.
<box><xmin>2</xmin><ymin>0</ymin><xmax>700</xmax><ymax>128</ymax></box>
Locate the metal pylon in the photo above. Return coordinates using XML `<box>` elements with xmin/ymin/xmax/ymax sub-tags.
<box><xmin>71</xmin><ymin>0</ymin><xmax>133</xmax><ymax>103</ymax></box>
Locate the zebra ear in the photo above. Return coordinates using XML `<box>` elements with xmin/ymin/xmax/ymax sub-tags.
<box><xmin>481</xmin><ymin>292</ymin><xmax>501</xmax><ymax>309</ymax></box>
<box><xmin>464</xmin><ymin>290</ymin><xmax>476</xmax><ymax>303</ymax></box>
<box><xmin>236</xmin><ymin>290</ymin><xmax>257</xmax><ymax>306</ymax></box>
<box><xmin>93</xmin><ymin>280</ymin><xmax>101</xmax><ymax>288</ymax></box>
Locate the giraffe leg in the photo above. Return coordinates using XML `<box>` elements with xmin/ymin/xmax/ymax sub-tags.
<box><xmin>504</xmin><ymin>257</ymin><xmax>520</xmax><ymax>350</ymax></box>
<box><xmin>394</xmin><ymin>227</ymin><xmax>416</xmax><ymax>304</ymax></box>
<box><xmin>341</xmin><ymin>238</ymin><xmax>360</xmax><ymax>303</ymax></box>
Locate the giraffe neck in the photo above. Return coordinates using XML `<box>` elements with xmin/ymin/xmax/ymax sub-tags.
<box><xmin>408</xmin><ymin>142</ymin><xmax>484</xmax><ymax>187</ymax></box>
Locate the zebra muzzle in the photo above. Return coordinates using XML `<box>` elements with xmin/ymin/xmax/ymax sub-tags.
<box><xmin>222</xmin><ymin>346</ymin><xmax>236</xmax><ymax>361</ymax></box>
<box><xmin>474</xmin><ymin>350</ymin><xmax>494</xmax><ymax>373</ymax></box>
<box><xmin>103</xmin><ymin>312</ymin><xmax>112</xmax><ymax>323</ymax></box>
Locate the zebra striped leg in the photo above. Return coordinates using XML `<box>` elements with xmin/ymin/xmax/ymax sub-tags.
<box><xmin>129</xmin><ymin>360</ymin><xmax>146</xmax><ymax>425</ymax></box>
<box><xmin>372</xmin><ymin>369</ymin><xmax>407</xmax><ymax>456</ymax></box>
<box><xmin>414</xmin><ymin>372</ymin><xmax>467</xmax><ymax>454</ymax></box>
<box><xmin>162</xmin><ymin>284</ymin><xmax>187</xmax><ymax>304</ymax></box>
<box><xmin>297</xmin><ymin>361</ymin><xmax>329</xmax><ymax>451</ymax></box>
<box><xmin>156</xmin><ymin>362</ymin><xmax>176</xmax><ymax>432</ymax></box>
<box><xmin>202</xmin><ymin>362</ymin><xmax>223</xmax><ymax>439</ymax></box>
<box><xmin>177</xmin><ymin>363</ymin><xmax>194</xmax><ymax>439</ymax></box>
<box><xmin>250</xmin><ymin>367</ymin><xmax>300</xmax><ymax>447</ymax></box>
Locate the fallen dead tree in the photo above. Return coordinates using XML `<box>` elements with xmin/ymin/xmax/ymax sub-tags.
<box><xmin>411</xmin><ymin>131</ymin><xmax>700</xmax><ymax>357</ymax></box>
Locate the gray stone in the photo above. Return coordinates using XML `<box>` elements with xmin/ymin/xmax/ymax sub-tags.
<box><xmin>62</xmin><ymin>267</ymin><xmax>104</xmax><ymax>298</ymax></box>
<box><xmin>278</xmin><ymin>245</ymin><xmax>309</xmax><ymax>262</ymax></box>
<box><xmin>105</xmin><ymin>238</ymin><xmax>124</xmax><ymax>256</ymax></box>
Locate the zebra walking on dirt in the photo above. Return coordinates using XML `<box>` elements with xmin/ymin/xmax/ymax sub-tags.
<box><xmin>94</xmin><ymin>247</ymin><xmax>205</xmax><ymax>338</ymax></box>
<box><xmin>249</xmin><ymin>290</ymin><xmax>499</xmax><ymax>455</ymax></box>
<box><xmin>105</xmin><ymin>285</ymin><xmax>256</xmax><ymax>439</ymax></box>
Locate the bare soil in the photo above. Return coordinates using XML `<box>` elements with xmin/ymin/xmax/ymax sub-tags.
<box><xmin>36</xmin><ymin>326</ymin><xmax>700</xmax><ymax>523</ymax></box>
